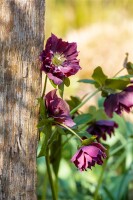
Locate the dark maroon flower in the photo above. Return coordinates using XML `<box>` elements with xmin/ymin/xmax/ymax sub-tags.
<box><xmin>40</xmin><ymin>34</ymin><xmax>81</xmax><ymax>85</ymax></box>
<box><xmin>104</xmin><ymin>86</ymin><xmax>133</xmax><ymax>118</ymax></box>
<box><xmin>45</xmin><ymin>89</ymin><xmax>75</xmax><ymax>127</ymax></box>
<box><xmin>87</xmin><ymin>120</ymin><xmax>118</xmax><ymax>140</ymax></box>
<box><xmin>71</xmin><ymin>142</ymin><xmax>106</xmax><ymax>171</ymax></box>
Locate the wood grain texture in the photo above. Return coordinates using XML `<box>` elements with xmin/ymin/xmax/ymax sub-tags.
<box><xmin>0</xmin><ymin>0</ymin><xmax>45</xmax><ymax>199</ymax></box>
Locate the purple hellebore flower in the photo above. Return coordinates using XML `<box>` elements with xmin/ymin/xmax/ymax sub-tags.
<box><xmin>40</xmin><ymin>34</ymin><xmax>81</xmax><ymax>85</ymax></box>
<box><xmin>104</xmin><ymin>86</ymin><xmax>133</xmax><ymax>118</ymax></box>
<box><xmin>87</xmin><ymin>120</ymin><xmax>118</xmax><ymax>141</ymax></box>
<box><xmin>45</xmin><ymin>89</ymin><xmax>75</xmax><ymax>127</ymax></box>
<box><xmin>71</xmin><ymin>142</ymin><xmax>106</xmax><ymax>171</ymax></box>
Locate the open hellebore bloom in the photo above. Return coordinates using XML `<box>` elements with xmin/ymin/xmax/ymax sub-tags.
<box><xmin>104</xmin><ymin>86</ymin><xmax>133</xmax><ymax>118</ymax></box>
<box><xmin>40</xmin><ymin>34</ymin><xmax>81</xmax><ymax>85</ymax></box>
<box><xmin>45</xmin><ymin>89</ymin><xmax>75</xmax><ymax>127</ymax></box>
<box><xmin>87</xmin><ymin>120</ymin><xmax>118</xmax><ymax>140</ymax></box>
<box><xmin>71</xmin><ymin>142</ymin><xmax>106</xmax><ymax>171</ymax></box>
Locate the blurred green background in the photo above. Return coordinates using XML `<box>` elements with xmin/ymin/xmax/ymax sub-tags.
<box><xmin>37</xmin><ymin>1</ymin><xmax>133</xmax><ymax>199</ymax></box>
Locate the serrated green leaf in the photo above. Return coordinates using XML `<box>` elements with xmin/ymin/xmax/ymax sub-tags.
<box><xmin>92</xmin><ymin>66</ymin><xmax>108</xmax><ymax>86</ymax></box>
<box><xmin>74</xmin><ymin>113</ymin><xmax>93</xmax><ymax>125</ymax></box>
<box><xmin>64</xmin><ymin>77</ymin><xmax>70</xmax><ymax>87</ymax></box>
<box><xmin>105</xmin><ymin>78</ymin><xmax>130</xmax><ymax>90</ymax></box>
<box><xmin>78</xmin><ymin>79</ymin><xmax>96</xmax><ymax>84</ymax></box>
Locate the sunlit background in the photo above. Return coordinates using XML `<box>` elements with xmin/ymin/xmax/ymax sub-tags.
<box><xmin>37</xmin><ymin>1</ymin><xmax>133</xmax><ymax>199</ymax></box>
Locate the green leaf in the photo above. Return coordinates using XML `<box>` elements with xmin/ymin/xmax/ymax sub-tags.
<box><xmin>37</xmin><ymin>97</ymin><xmax>46</xmax><ymax>118</ymax></box>
<box><xmin>92</xmin><ymin>66</ymin><xmax>108</xmax><ymax>86</ymax></box>
<box><xmin>50</xmin><ymin>134</ymin><xmax>62</xmax><ymax>176</ymax></box>
<box><xmin>114</xmin><ymin>171</ymin><xmax>133</xmax><ymax>199</ymax></box>
<box><xmin>78</xmin><ymin>79</ymin><xmax>96</xmax><ymax>84</ymax></box>
<box><xmin>58</xmin><ymin>82</ymin><xmax>64</xmax><ymax>98</ymax></box>
<box><xmin>37</xmin><ymin>132</ymin><xmax>46</xmax><ymax>157</ymax></box>
<box><xmin>57</xmin><ymin>126</ymin><xmax>66</xmax><ymax>135</ymax></box>
<box><xmin>74</xmin><ymin>113</ymin><xmax>93</xmax><ymax>125</ymax></box>
<box><xmin>94</xmin><ymin>108</ymin><xmax>108</xmax><ymax>120</ymax></box>
<box><xmin>37</xmin><ymin>118</ymin><xmax>54</xmax><ymax>128</ymax></box>
<box><xmin>37</xmin><ymin>124</ymin><xmax>52</xmax><ymax>157</ymax></box>
<box><xmin>103</xmin><ymin>185</ymin><xmax>115</xmax><ymax>200</ymax></box>
<box><xmin>88</xmin><ymin>106</ymin><xmax>108</xmax><ymax>120</ymax></box>
<box><xmin>88</xmin><ymin>106</ymin><xmax>97</xmax><ymax>115</ymax></box>
<box><xmin>118</xmin><ymin>74</ymin><xmax>133</xmax><ymax>79</ymax></box>
<box><xmin>37</xmin><ymin>119</ymin><xmax>49</xmax><ymax>128</ymax></box>
<box><xmin>64</xmin><ymin>77</ymin><xmax>70</xmax><ymax>87</ymax></box>
<box><xmin>105</xmin><ymin>78</ymin><xmax>130</xmax><ymax>90</ymax></box>
<box><xmin>66</xmin><ymin>96</ymin><xmax>81</xmax><ymax>111</ymax></box>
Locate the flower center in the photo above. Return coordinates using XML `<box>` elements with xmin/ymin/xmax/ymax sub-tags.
<box><xmin>52</xmin><ymin>53</ymin><xmax>65</xmax><ymax>66</ymax></box>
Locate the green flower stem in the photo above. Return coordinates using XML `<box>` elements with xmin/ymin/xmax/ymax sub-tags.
<box><xmin>42</xmin><ymin>75</ymin><xmax>48</xmax><ymax>98</ymax></box>
<box><xmin>42</xmin><ymin>171</ymin><xmax>48</xmax><ymax>200</ymax></box>
<box><xmin>94</xmin><ymin>158</ymin><xmax>108</xmax><ymax>200</ymax></box>
<box><xmin>46</xmin><ymin>149</ymin><xmax>57</xmax><ymax>200</ymax></box>
<box><xmin>113</xmin><ymin>67</ymin><xmax>125</xmax><ymax>78</ymax></box>
<box><xmin>57</xmin><ymin>122</ymin><xmax>83</xmax><ymax>142</ymax></box>
<box><xmin>70</xmin><ymin>89</ymin><xmax>99</xmax><ymax>115</ymax></box>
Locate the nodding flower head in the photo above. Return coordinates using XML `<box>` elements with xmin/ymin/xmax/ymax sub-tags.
<box><xmin>87</xmin><ymin>120</ymin><xmax>118</xmax><ymax>141</ymax></box>
<box><xmin>45</xmin><ymin>89</ymin><xmax>75</xmax><ymax>127</ymax></box>
<box><xmin>71</xmin><ymin>142</ymin><xmax>106</xmax><ymax>171</ymax></box>
<box><xmin>104</xmin><ymin>86</ymin><xmax>133</xmax><ymax>118</ymax></box>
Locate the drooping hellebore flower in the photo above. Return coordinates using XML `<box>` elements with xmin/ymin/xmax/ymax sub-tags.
<box><xmin>104</xmin><ymin>85</ymin><xmax>133</xmax><ymax>118</ymax></box>
<box><xmin>71</xmin><ymin>142</ymin><xmax>106</xmax><ymax>171</ymax></box>
<box><xmin>87</xmin><ymin>120</ymin><xmax>118</xmax><ymax>140</ymax></box>
<box><xmin>40</xmin><ymin>34</ymin><xmax>81</xmax><ymax>85</ymax></box>
<box><xmin>45</xmin><ymin>89</ymin><xmax>75</xmax><ymax>127</ymax></box>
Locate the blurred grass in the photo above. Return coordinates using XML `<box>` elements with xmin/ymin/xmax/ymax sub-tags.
<box><xmin>45</xmin><ymin>0</ymin><xmax>133</xmax><ymax>38</ymax></box>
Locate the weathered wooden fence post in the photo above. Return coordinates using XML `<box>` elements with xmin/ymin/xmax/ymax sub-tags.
<box><xmin>0</xmin><ymin>0</ymin><xmax>45</xmax><ymax>199</ymax></box>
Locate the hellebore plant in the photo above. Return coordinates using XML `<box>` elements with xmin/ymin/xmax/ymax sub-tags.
<box><xmin>37</xmin><ymin>34</ymin><xmax>133</xmax><ymax>200</ymax></box>
<box><xmin>40</xmin><ymin>34</ymin><xmax>81</xmax><ymax>85</ymax></box>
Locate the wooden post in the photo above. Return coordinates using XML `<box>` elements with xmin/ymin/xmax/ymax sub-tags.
<box><xmin>0</xmin><ymin>0</ymin><xmax>45</xmax><ymax>199</ymax></box>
